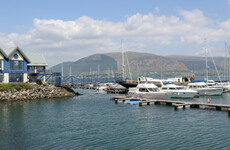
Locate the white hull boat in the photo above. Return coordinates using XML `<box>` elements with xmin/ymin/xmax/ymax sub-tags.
<box><xmin>161</xmin><ymin>82</ymin><xmax>198</xmax><ymax>98</ymax></box>
<box><xmin>128</xmin><ymin>80</ymin><xmax>173</xmax><ymax>100</ymax></box>
<box><xmin>188</xmin><ymin>80</ymin><xmax>223</xmax><ymax>96</ymax></box>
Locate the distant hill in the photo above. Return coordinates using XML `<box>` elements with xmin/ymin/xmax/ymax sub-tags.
<box><xmin>49</xmin><ymin>54</ymin><xmax>117</xmax><ymax>76</ymax></box>
<box><xmin>106</xmin><ymin>52</ymin><xmax>187</xmax><ymax>72</ymax></box>
<box><xmin>48</xmin><ymin>51</ymin><xmax>224</xmax><ymax>76</ymax></box>
<box><xmin>166</xmin><ymin>55</ymin><xmax>224</xmax><ymax>71</ymax></box>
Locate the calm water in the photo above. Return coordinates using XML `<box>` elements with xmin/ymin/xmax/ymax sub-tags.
<box><xmin>1</xmin><ymin>89</ymin><xmax>230</xmax><ymax>150</ymax></box>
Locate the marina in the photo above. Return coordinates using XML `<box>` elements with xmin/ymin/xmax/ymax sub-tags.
<box><xmin>1</xmin><ymin>90</ymin><xmax>230</xmax><ymax>149</ymax></box>
<box><xmin>1</xmin><ymin>0</ymin><xmax>230</xmax><ymax>149</ymax></box>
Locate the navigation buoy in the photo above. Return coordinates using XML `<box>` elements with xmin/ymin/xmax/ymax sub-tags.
<box><xmin>208</xmin><ymin>97</ymin><xmax>211</xmax><ymax>103</ymax></box>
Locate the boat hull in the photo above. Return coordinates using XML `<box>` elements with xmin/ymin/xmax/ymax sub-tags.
<box><xmin>197</xmin><ymin>88</ymin><xmax>223</xmax><ymax>96</ymax></box>
<box><xmin>118</xmin><ymin>80</ymin><xmax>138</xmax><ymax>88</ymax></box>
<box><xmin>171</xmin><ymin>91</ymin><xmax>198</xmax><ymax>98</ymax></box>
<box><xmin>128</xmin><ymin>92</ymin><xmax>172</xmax><ymax>100</ymax></box>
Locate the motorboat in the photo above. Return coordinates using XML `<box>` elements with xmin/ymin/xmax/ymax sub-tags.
<box><xmin>220</xmin><ymin>82</ymin><xmax>230</xmax><ymax>92</ymax></box>
<box><xmin>161</xmin><ymin>82</ymin><xmax>198</xmax><ymax>98</ymax></box>
<box><xmin>128</xmin><ymin>79</ymin><xmax>172</xmax><ymax>99</ymax></box>
<box><xmin>107</xmin><ymin>83</ymin><xmax>127</xmax><ymax>94</ymax></box>
<box><xmin>95</xmin><ymin>83</ymin><xmax>107</xmax><ymax>92</ymax></box>
<box><xmin>187</xmin><ymin>80</ymin><xmax>223</xmax><ymax>96</ymax></box>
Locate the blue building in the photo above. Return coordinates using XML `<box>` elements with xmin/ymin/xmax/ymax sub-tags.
<box><xmin>0</xmin><ymin>47</ymin><xmax>48</xmax><ymax>83</ymax></box>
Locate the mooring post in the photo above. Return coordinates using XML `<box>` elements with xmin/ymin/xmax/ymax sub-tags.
<box><xmin>166</xmin><ymin>102</ymin><xmax>172</xmax><ymax>106</ymax></box>
<box><xmin>216</xmin><ymin>106</ymin><xmax>222</xmax><ymax>111</ymax></box>
<box><xmin>139</xmin><ymin>102</ymin><xmax>142</xmax><ymax>106</ymax></box>
<box><xmin>228</xmin><ymin>109</ymin><xmax>230</xmax><ymax>116</ymax></box>
<box><xmin>174</xmin><ymin>105</ymin><xmax>178</xmax><ymax>110</ymax></box>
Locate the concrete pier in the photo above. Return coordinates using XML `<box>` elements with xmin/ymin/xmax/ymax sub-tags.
<box><xmin>112</xmin><ymin>96</ymin><xmax>230</xmax><ymax>116</ymax></box>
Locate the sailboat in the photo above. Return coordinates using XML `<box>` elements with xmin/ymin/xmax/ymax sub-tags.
<box><xmin>187</xmin><ymin>39</ymin><xmax>223</xmax><ymax>96</ymax></box>
<box><xmin>221</xmin><ymin>42</ymin><xmax>230</xmax><ymax>92</ymax></box>
<box><xmin>117</xmin><ymin>40</ymin><xmax>138</xmax><ymax>88</ymax></box>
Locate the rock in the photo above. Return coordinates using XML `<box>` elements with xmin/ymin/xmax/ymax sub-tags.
<box><xmin>0</xmin><ymin>84</ymin><xmax>78</xmax><ymax>102</ymax></box>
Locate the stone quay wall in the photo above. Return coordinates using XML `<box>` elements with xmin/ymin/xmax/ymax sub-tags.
<box><xmin>0</xmin><ymin>84</ymin><xmax>79</xmax><ymax>102</ymax></box>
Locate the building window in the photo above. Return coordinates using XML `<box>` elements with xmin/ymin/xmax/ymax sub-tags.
<box><xmin>37</xmin><ymin>66</ymin><xmax>44</xmax><ymax>74</ymax></box>
<box><xmin>9</xmin><ymin>73</ymin><xmax>23</xmax><ymax>82</ymax></box>
<box><xmin>0</xmin><ymin>60</ymin><xmax>3</xmax><ymax>70</ymax></box>
<box><xmin>0</xmin><ymin>73</ymin><xmax>3</xmax><ymax>82</ymax></box>
<box><xmin>10</xmin><ymin>60</ymin><xmax>24</xmax><ymax>71</ymax></box>
<box><xmin>28</xmin><ymin>66</ymin><xmax>35</xmax><ymax>73</ymax></box>
<box><xmin>14</xmin><ymin>54</ymin><xmax>19</xmax><ymax>59</ymax></box>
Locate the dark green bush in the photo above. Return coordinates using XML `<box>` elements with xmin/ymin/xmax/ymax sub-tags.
<box><xmin>36</xmin><ymin>79</ymin><xmax>42</xmax><ymax>85</ymax></box>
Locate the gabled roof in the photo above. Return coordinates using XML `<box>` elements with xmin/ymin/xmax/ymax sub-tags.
<box><xmin>0</xmin><ymin>48</ymin><xmax>7</xmax><ymax>57</ymax></box>
<box><xmin>1</xmin><ymin>47</ymin><xmax>31</xmax><ymax>63</ymax></box>
<box><xmin>26</xmin><ymin>53</ymin><xmax>48</xmax><ymax>67</ymax></box>
<box><xmin>0</xmin><ymin>46</ymin><xmax>47</xmax><ymax>67</ymax></box>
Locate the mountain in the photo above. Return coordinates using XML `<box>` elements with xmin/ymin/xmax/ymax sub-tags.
<box><xmin>166</xmin><ymin>55</ymin><xmax>224</xmax><ymax>72</ymax></box>
<box><xmin>49</xmin><ymin>54</ymin><xmax>117</xmax><ymax>76</ymax></box>
<box><xmin>48</xmin><ymin>51</ymin><xmax>224</xmax><ymax>76</ymax></box>
<box><xmin>106</xmin><ymin>52</ymin><xmax>187</xmax><ymax>72</ymax></box>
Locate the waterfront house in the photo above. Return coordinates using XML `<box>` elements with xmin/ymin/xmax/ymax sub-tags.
<box><xmin>0</xmin><ymin>47</ymin><xmax>47</xmax><ymax>83</ymax></box>
<box><xmin>26</xmin><ymin>53</ymin><xmax>48</xmax><ymax>82</ymax></box>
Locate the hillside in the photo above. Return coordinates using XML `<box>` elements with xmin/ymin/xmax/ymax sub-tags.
<box><xmin>106</xmin><ymin>52</ymin><xmax>188</xmax><ymax>72</ymax></box>
<box><xmin>166</xmin><ymin>55</ymin><xmax>224</xmax><ymax>71</ymax></box>
<box><xmin>49</xmin><ymin>54</ymin><xmax>117</xmax><ymax>76</ymax></box>
<box><xmin>48</xmin><ymin>51</ymin><xmax>224</xmax><ymax>76</ymax></box>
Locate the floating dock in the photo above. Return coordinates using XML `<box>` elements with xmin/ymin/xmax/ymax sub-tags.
<box><xmin>111</xmin><ymin>97</ymin><xmax>230</xmax><ymax>116</ymax></box>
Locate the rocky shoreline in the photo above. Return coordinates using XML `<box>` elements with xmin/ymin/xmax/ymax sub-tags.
<box><xmin>0</xmin><ymin>84</ymin><xmax>80</xmax><ymax>102</ymax></box>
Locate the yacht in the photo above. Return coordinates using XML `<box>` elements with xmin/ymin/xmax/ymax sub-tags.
<box><xmin>95</xmin><ymin>83</ymin><xmax>107</xmax><ymax>92</ymax></box>
<box><xmin>187</xmin><ymin>80</ymin><xmax>223</xmax><ymax>96</ymax></box>
<box><xmin>221</xmin><ymin>82</ymin><xmax>230</xmax><ymax>92</ymax></box>
<box><xmin>107</xmin><ymin>83</ymin><xmax>127</xmax><ymax>94</ymax></box>
<box><xmin>128</xmin><ymin>79</ymin><xmax>172</xmax><ymax>99</ymax></box>
<box><xmin>161</xmin><ymin>82</ymin><xmax>198</xmax><ymax>98</ymax></box>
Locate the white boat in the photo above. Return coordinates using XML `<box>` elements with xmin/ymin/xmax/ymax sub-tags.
<box><xmin>128</xmin><ymin>79</ymin><xmax>172</xmax><ymax>99</ymax></box>
<box><xmin>138</xmin><ymin>76</ymin><xmax>165</xmax><ymax>88</ymax></box>
<box><xmin>161</xmin><ymin>82</ymin><xmax>198</xmax><ymax>98</ymax></box>
<box><xmin>107</xmin><ymin>83</ymin><xmax>127</xmax><ymax>94</ymax></box>
<box><xmin>221</xmin><ymin>82</ymin><xmax>230</xmax><ymax>92</ymax></box>
<box><xmin>187</xmin><ymin>80</ymin><xmax>223</xmax><ymax>96</ymax></box>
<box><xmin>95</xmin><ymin>83</ymin><xmax>107</xmax><ymax>92</ymax></box>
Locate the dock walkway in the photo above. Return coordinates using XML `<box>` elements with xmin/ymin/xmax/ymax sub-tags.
<box><xmin>111</xmin><ymin>96</ymin><xmax>230</xmax><ymax>116</ymax></box>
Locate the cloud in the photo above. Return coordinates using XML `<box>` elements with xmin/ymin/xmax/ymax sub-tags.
<box><xmin>155</xmin><ymin>7</ymin><xmax>160</xmax><ymax>13</ymax></box>
<box><xmin>179</xmin><ymin>9</ymin><xmax>212</xmax><ymax>27</ymax></box>
<box><xmin>228</xmin><ymin>0</ymin><xmax>230</xmax><ymax>5</ymax></box>
<box><xmin>0</xmin><ymin>9</ymin><xmax>230</xmax><ymax>66</ymax></box>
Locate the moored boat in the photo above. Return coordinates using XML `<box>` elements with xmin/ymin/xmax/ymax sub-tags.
<box><xmin>128</xmin><ymin>80</ymin><xmax>172</xmax><ymax>99</ymax></box>
<box><xmin>187</xmin><ymin>80</ymin><xmax>223</xmax><ymax>96</ymax></box>
<box><xmin>161</xmin><ymin>82</ymin><xmax>198</xmax><ymax>98</ymax></box>
<box><xmin>118</xmin><ymin>80</ymin><xmax>138</xmax><ymax>88</ymax></box>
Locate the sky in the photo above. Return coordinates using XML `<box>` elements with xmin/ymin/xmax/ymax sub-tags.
<box><xmin>0</xmin><ymin>0</ymin><xmax>230</xmax><ymax>67</ymax></box>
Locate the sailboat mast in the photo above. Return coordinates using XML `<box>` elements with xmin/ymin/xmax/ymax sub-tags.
<box><xmin>228</xmin><ymin>44</ymin><xmax>230</xmax><ymax>81</ymax></box>
<box><xmin>121</xmin><ymin>39</ymin><xmax>125</xmax><ymax>80</ymax></box>
<box><xmin>69</xmin><ymin>66</ymin><xmax>72</xmax><ymax>76</ymax></box>
<box><xmin>61</xmin><ymin>63</ymin><xmax>64</xmax><ymax>77</ymax></box>
<box><xmin>224</xmin><ymin>42</ymin><xmax>227</xmax><ymax>81</ymax></box>
<box><xmin>205</xmin><ymin>38</ymin><xmax>208</xmax><ymax>83</ymax></box>
<box><xmin>98</xmin><ymin>64</ymin><xmax>100</xmax><ymax>82</ymax></box>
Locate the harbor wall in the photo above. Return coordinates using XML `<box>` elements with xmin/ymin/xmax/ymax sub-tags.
<box><xmin>0</xmin><ymin>84</ymin><xmax>79</xmax><ymax>102</ymax></box>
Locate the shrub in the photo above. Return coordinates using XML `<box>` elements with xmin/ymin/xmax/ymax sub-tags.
<box><xmin>36</xmin><ymin>79</ymin><xmax>42</xmax><ymax>85</ymax></box>
<box><xmin>0</xmin><ymin>83</ymin><xmax>32</xmax><ymax>91</ymax></box>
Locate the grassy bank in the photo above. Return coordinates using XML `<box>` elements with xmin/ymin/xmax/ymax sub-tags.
<box><xmin>0</xmin><ymin>83</ymin><xmax>32</xmax><ymax>91</ymax></box>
